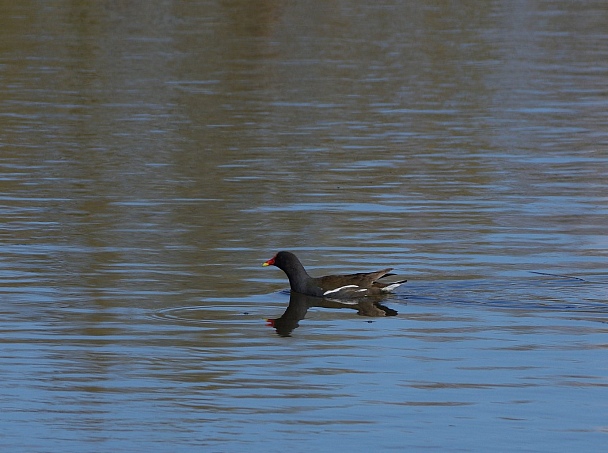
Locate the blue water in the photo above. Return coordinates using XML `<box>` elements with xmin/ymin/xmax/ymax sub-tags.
<box><xmin>1</xmin><ymin>1</ymin><xmax>607</xmax><ymax>452</ymax></box>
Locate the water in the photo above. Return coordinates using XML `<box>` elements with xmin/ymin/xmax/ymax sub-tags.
<box><xmin>1</xmin><ymin>1</ymin><xmax>607</xmax><ymax>452</ymax></box>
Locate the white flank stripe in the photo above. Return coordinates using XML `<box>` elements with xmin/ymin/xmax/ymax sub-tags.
<box><xmin>323</xmin><ymin>285</ymin><xmax>359</xmax><ymax>296</ymax></box>
<box><xmin>381</xmin><ymin>283</ymin><xmax>403</xmax><ymax>293</ymax></box>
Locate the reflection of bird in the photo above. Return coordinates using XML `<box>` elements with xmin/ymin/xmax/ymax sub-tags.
<box><xmin>267</xmin><ymin>292</ymin><xmax>399</xmax><ymax>337</ymax></box>
<box><xmin>263</xmin><ymin>251</ymin><xmax>406</xmax><ymax>298</ymax></box>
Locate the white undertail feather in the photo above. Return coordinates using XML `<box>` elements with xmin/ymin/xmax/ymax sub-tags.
<box><xmin>381</xmin><ymin>282</ymin><xmax>404</xmax><ymax>293</ymax></box>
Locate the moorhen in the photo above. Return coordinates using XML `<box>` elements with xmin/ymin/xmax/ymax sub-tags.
<box><xmin>263</xmin><ymin>251</ymin><xmax>406</xmax><ymax>298</ymax></box>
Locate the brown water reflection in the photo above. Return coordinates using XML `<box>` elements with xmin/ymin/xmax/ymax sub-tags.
<box><xmin>1</xmin><ymin>0</ymin><xmax>607</xmax><ymax>452</ymax></box>
<box><xmin>268</xmin><ymin>291</ymin><xmax>398</xmax><ymax>337</ymax></box>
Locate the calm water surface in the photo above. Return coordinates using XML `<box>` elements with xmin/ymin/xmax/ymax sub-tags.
<box><xmin>1</xmin><ymin>1</ymin><xmax>607</xmax><ymax>452</ymax></box>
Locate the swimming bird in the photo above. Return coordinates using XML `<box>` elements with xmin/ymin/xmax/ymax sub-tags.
<box><xmin>263</xmin><ymin>251</ymin><xmax>406</xmax><ymax>299</ymax></box>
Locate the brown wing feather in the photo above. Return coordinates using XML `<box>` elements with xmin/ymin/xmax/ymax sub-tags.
<box><xmin>315</xmin><ymin>268</ymin><xmax>394</xmax><ymax>291</ymax></box>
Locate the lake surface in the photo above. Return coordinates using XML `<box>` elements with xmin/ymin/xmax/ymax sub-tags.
<box><xmin>1</xmin><ymin>1</ymin><xmax>607</xmax><ymax>452</ymax></box>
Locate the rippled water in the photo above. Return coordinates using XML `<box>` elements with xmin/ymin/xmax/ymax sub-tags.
<box><xmin>1</xmin><ymin>1</ymin><xmax>607</xmax><ymax>452</ymax></box>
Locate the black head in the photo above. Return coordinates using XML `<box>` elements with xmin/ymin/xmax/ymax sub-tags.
<box><xmin>262</xmin><ymin>251</ymin><xmax>300</xmax><ymax>270</ymax></box>
<box><xmin>262</xmin><ymin>251</ymin><xmax>313</xmax><ymax>294</ymax></box>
